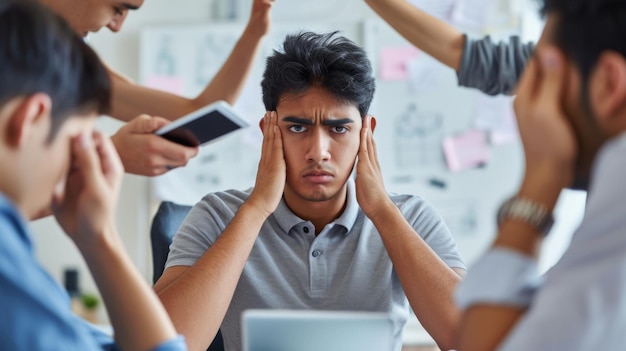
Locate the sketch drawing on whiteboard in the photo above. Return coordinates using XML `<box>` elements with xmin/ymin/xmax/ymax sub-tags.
<box><xmin>394</xmin><ymin>103</ymin><xmax>444</xmax><ymax>170</ymax></box>
<box><xmin>437</xmin><ymin>200</ymin><xmax>478</xmax><ymax>237</ymax></box>
<box><xmin>194</xmin><ymin>34</ymin><xmax>237</xmax><ymax>90</ymax></box>
<box><xmin>155</xmin><ymin>35</ymin><xmax>176</xmax><ymax>76</ymax></box>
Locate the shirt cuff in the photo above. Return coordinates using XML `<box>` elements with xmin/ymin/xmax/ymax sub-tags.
<box><xmin>150</xmin><ymin>335</ymin><xmax>187</xmax><ymax>351</ymax></box>
<box><xmin>455</xmin><ymin>248</ymin><xmax>541</xmax><ymax>310</ymax></box>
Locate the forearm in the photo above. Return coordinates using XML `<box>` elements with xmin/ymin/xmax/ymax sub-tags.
<box><xmin>365</xmin><ymin>0</ymin><xmax>465</xmax><ymax>70</ymax></box>
<box><xmin>193</xmin><ymin>28</ymin><xmax>264</xmax><ymax>106</ymax></box>
<box><xmin>458</xmin><ymin>169</ymin><xmax>565</xmax><ymax>350</ymax></box>
<box><xmin>108</xmin><ymin>29</ymin><xmax>263</xmax><ymax>122</ymax></box>
<box><xmin>79</xmin><ymin>225</ymin><xmax>178</xmax><ymax>351</ymax></box>
<box><xmin>155</xmin><ymin>203</ymin><xmax>268</xmax><ymax>351</ymax></box>
<box><xmin>369</xmin><ymin>201</ymin><xmax>462</xmax><ymax>351</ymax></box>
<box><xmin>108</xmin><ymin>69</ymin><xmax>196</xmax><ymax>122</ymax></box>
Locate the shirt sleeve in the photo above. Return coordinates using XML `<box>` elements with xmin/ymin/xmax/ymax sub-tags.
<box><xmin>166</xmin><ymin>193</ymin><xmax>236</xmax><ymax>269</ymax></box>
<box><xmin>149</xmin><ymin>335</ymin><xmax>188</xmax><ymax>351</ymax></box>
<box><xmin>0</xmin><ymin>218</ymin><xmax>105</xmax><ymax>350</ymax></box>
<box><xmin>455</xmin><ymin>248</ymin><xmax>541</xmax><ymax>310</ymax></box>
<box><xmin>84</xmin><ymin>323</ymin><xmax>187</xmax><ymax>351</ymax></box>
<box><xmin>398</xmin><ymin>195</ymin><xmax>467</xmax><ymax>270</ymax></box>
<box><xmin>457</xmin><ymin>34</ymin><xmax>535</xmax><ymax>95</ymax></box>
<box><xmin>0</xmin><ymin>208</ymin><xmax>189</xmax><ymax>351</ymax></box>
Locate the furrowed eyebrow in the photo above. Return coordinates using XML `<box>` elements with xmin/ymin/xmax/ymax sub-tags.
<box><xmin>282</xmin><ymin>117</ymin><xmax>355</xmax><ymax>126</ymax></box>
<box><xmin>321</xmin><ymin>118</ymin><xmax>354</xmax><ymax>126</ymax></box>
<box><xmin>282</xmin><ymin>117</ymin><xmax>314</xmax><ymax>125</ymax></box>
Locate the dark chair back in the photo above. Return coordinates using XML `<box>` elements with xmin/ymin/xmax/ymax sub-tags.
<box><xmin>150</xmin><ymin>201</ymin><xmax>224</xmax><ymax>351</ymax></box>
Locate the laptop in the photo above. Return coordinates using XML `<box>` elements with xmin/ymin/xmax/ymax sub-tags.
<box><xmin>241</xmin><ymin>309</ymin><xmax>394</xmax><ymax>351</ymax></box>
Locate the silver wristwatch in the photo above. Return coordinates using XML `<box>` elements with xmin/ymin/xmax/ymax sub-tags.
<box><xmin>497</xmin><ymin>197</ymin><xmax>554</xmax><ymax>236</ymax></box>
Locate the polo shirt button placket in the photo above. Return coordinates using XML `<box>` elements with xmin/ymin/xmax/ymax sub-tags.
<box><xmin>312</xmin><ymin>250</ymin><xmax>321</xmax><ymax>258</ymax></box>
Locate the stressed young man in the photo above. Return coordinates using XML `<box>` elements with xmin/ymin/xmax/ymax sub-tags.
<box><xmin>456</xmin><ymin>0</ymin><xmax>626</xmax><ymax>349</ymax></box>
<box><xmin>38</xmin><ymin>0</ymin><xmax>276</xmax><ymax>176</ymax></box>
<box><xmin>0</xmin><ymin>1</ymin><xmax>186</xmax><ymax>350</ymax></box>
<box><xmin>154</xmin><ymin>32</ymin><xmax>466</xmax><ymax>351</ymax></box>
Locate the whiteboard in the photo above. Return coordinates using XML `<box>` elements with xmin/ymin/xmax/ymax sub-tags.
<box><xmin>140</xmin><ymin>16</ymin><xmax>582</xmax><ymax>267</ymax></box>
<box><xmin>140</xmin><ymin>20</ymin><xmax>363</xmax><ymax>206</ymax></box>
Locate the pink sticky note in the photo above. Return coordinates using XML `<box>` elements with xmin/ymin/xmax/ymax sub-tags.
<box><xmin>145</xmin><ymin>75</ymin><xmax>185</xmax><ymax>95</ymax></box>
<box><xmin>379</xmin><ymin>47</ymin><xmax>420</xmax><ymax>81</ymax></box>
<box><xmin>442</xmin><ymin>129</ymin><xmax>490</xmax><ymax>172</ymax></box>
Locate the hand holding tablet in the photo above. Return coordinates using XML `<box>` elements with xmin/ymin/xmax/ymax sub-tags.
<box><xmin>155</xmin><ymin>101</ymin><xmax>249</xmax><ymax>147</ymax></box>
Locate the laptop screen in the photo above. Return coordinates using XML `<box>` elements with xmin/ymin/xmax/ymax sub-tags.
<box><xmin>241</xmin><ymin>309</ymin><xmax>394</xmax><ymax>351</ymax></box>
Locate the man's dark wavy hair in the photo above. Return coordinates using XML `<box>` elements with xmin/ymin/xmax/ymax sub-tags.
<box><xmin>0</xmin><ymin>0</ymin><xmax>110</xmax><ymax>141</ymax></box>
<box><xmin>261</xmin><ymin>31</ymin><xmax>375</xmax><ymax>117</ymax></box>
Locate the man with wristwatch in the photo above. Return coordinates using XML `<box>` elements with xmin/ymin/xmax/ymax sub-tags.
<box><xmin>454</xmin><ymin>0</ymin><xmax>626</xmax><ymax>350</ymax></box>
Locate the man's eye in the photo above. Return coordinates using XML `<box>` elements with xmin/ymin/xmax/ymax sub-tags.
<box><xmin>114</xmin><ymin>7</ymin><xmax>124</xmax><ymax>16</ymax></box>
<box><xmin>288</xmin><ymin>125</ymin><xmax>307</xmax><ymax>133</ymax></box>
<box><xmin>332</xmin><ymin>126</ymin><xmax>348</xmax><ymax>134</ymax></box>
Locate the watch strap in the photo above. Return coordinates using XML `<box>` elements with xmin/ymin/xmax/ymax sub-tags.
<box><xmin>497</xmin><ymin>197</ymin><xmax>554</xmax><ymax>236</ymax></box>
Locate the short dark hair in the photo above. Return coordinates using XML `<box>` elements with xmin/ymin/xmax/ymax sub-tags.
<box><xmin>0</xmin><ymin>0</ymin><xmax>111</xmax><ymax>141</ymax></box>
<box><xmin>261</xmin><ymin>31</ymin><xmax>375</xmax><ymax>117</ymax></box>
<box><xmin>541</xmin><ymin>0</ymin><xmax>626</xmax><ymax>90</ymax></box>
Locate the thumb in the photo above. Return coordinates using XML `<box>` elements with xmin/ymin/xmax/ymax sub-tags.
<box><xmin>127</xmin><ymin>114</ymin><xmax>171</xmax><ymax>133</ymax></box>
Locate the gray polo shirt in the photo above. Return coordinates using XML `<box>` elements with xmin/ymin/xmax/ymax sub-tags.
<box><xmin>458</xmin><ymin>34</ymin><xmax>535</xmax><ymax>95</ymax></box>
<box><xmin>166</xmin><ymin>179</ymin><xmax>465</xmax><ymax>351</ymax></box>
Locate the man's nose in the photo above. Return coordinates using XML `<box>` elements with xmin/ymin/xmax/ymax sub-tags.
<box><xmin>306</xmin><ymin>130</ymin><xmax>331</xmax><ymax>162</ymax></box>
<box><xmin>107</xmin><ymin>12</ymin><xmax>128</xmax><ymax>32</ymax></box>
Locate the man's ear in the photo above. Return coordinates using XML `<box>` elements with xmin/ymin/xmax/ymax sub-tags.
<box><xmin>367</xmin><ymin>115</ymin><xmax>377</xmax><ymax>133</ymax></box>
<box><xmin>5</xmin><ymin>93</ymin><xmax>52</xmax><ymax>148</ymax></box>
<box><xmin>259</xmin><ymin>116</ymin><xmax>265</xmax><ymax>131</ymax></box>
<box><xmin>589</xmin><ymin>52</ymin><xmax>626</xmax><ymax>128</ymax></box>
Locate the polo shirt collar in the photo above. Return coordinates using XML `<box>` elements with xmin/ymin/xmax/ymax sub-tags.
<box><xmin>273</xmin><ymin>177</ymin><xmax>360</xmax><ymax>235</ymax></box>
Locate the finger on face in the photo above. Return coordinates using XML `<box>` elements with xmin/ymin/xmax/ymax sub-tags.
<box><xmin>359</xmin><ymin>116</ymin><xmax>371</xmax><ymax>161</ymax></box>
<box><xmin>263</xmin><ymin>111</ymin><xmax>273</xmax><ymax>139</ymax></box>
<box><xmin>535</xmin><ymin>45</ymin><xmax>565</xmax><ymax>110</ymax></box>
<box><xmin>514</xmin><ymin>54</ymin><xmax>540</xmax><ymax>111</ymax></box>
<box><xmin>72</xmin><ymin>132</ymin><xmax>100</xmax><ymax>181</ymax></box>
<box><xmin>260</xmin><ymin>111</ymin><xmax>274</xmax><ymax>161</ymax></box>
<box><xmin>366</xmin><ymin>116</ymin><xmax>380</xmax><ymax>165</ymax></box>
<box><xmin>93</xmin><ymin>131</ymin><xmax>124</xmax><ymax>181</ymax></box>
<box><xmin>368</xmin><ymin>117</ymin><xmax>379</xmax><ymax>163</ymax></box>
<box><xmin>271</xmin><ymin>111</ymin><xmax>283</xmax><ymax>152</ymax></box>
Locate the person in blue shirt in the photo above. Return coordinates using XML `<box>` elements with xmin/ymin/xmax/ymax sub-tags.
<box><xmin>0</xmin><ymin>1</ymin><xmax>186</xmax><ymax>350</ymax></box>
<box><xmin>455</xmin><ymin>0</ymin><xmax>626</xmax><ymax>349</ymax></box>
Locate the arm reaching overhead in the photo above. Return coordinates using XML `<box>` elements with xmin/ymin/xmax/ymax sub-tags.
<box><xmin>365</xmin><ymin>0</ymin><xmax>465</xmax><ymax>70</ymax></box>
<box><xmin>109</xmin><ymin>0</ymin><xmax>276</xmax><ymax>122</ymax></box>
<box><xmin>365</xmin><ymin>0</ymin><xmax>535</xmax><ymax>95</ymax></box>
